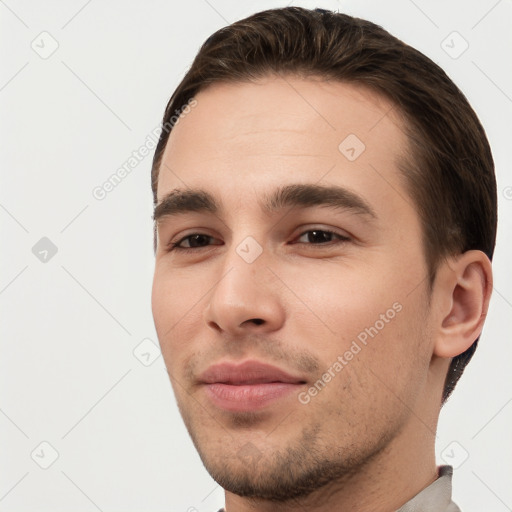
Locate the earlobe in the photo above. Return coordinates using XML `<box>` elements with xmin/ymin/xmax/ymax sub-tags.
<box><xmin>434</xmin><ymin>250</ymin><xmax>493</xmax><ymax>358</ymax></box>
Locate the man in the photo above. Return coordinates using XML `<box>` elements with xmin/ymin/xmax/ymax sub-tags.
<box><xmin>150</xmin><ymin>7</ymin><xmax>496</xmax><ymax>511</ymax></box>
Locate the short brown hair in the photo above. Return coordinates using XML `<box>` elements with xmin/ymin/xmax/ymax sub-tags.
<box><xmin>151</xmin><ymin>7</ymin><xmax>497</xmax><ymax>405</ymax></box>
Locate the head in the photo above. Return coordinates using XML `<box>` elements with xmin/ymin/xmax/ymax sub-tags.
<box><xmin>150</xmin><ymin>6</ymin><xmax>496</xmax><ymax>505</ymax></box>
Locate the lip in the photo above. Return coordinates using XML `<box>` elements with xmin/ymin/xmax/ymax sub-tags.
<box><xmin>199</xmin><ymin>360</ymin><xmax>307</xmax><ymax>412</ymax></box>
<box><xmin>199</xmin><ymin>360</ymin><xmax>306</xmax><ymax>385</ymax></box>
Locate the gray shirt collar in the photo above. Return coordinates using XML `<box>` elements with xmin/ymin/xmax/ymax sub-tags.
<box><xmin>396</xmin><ymin>465</ymin><xmax>461</xmax><ymax>512</ymax></box>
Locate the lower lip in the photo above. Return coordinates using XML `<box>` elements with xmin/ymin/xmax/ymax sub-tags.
<box><xmin>204</xmin><ymin>382</ymin><xmax>303</xmax><ymax>412</ymax></box>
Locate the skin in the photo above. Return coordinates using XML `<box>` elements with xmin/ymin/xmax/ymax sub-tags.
<box><xmin>151</xmin><ymin>75</ymin><xmax>492</xmax><ymax>512</ymax></box>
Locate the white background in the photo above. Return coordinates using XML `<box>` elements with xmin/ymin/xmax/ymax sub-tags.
<box><xmin>1</xmin><ymin>1</ymin><xmax>511</xmax><ymax>511</ymax></box>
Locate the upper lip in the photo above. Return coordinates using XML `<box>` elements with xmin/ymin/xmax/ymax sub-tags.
<box><xmin>198</xmin><ymin>360</ymin><xmax>307</xmax><ymax>385</ymax></box>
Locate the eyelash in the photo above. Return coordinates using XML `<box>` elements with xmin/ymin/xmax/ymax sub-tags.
<box><xmin>166</xmin><ymin>228</ymin><xmax>350</xmax><ymax>253</ymax></box>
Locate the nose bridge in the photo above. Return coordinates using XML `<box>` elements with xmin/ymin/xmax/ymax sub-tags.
<box><xmin>214</xmin><ymin>233</ymin><xmax>269</xmax><ymax>305</ymax></box>
<box><xmin>204</xmin><ymin>233</ymin><xmax>285</xmax><ymax>332</ymax></box>
<box><xmin>219</xmin><ymin>206</ymin><xmax>269</xmax><ymax>276</ymax></box>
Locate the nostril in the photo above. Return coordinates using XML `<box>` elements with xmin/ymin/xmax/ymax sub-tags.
<box><xmin>251</xmin><ymin>318</ymin><xmax>264</xmax><ymax>325</ymax></box>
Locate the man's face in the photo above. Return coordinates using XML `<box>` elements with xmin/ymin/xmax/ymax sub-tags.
<box><xmin>152</xmin><ymin>76</ymin><xmax>437</xmax><ymax>501</ymax></box>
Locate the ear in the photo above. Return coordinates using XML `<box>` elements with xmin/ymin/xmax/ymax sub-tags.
<box><xmin>433</xmin><ymin>250</ymin><xmax>493</xmax><ymax>358</ymax></box>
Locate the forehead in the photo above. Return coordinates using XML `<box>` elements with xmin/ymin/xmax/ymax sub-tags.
<box><xmin>156</xmin><ymin>76</ymin><xmax>412</xmax><ymax>224</ymax></box>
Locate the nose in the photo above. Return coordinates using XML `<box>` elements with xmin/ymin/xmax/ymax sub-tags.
<box><xmin>203</xmin><ymin>245</ymin><xmax>286</xmax><ymax>335</ymax></box>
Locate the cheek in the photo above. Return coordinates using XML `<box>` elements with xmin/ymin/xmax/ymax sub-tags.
<box><xmin>151</xmin><ymin>268</ymin><xmax>171</xmax><ymax>336</ymax></box>
<box><xmin>289</xmin><ymin>261</ymin><xmax>398</xmax><ymax>340</ymax></box>
<box><xmin>346</xmin><ymin>294</ymin><xmax>429</xmax><ymax>414</ymax></box>
<box><xmin>152</xmin><ymin>263</ymin><xmax>199</xmax><ymax>320</ymax></box>
<box><xmin>151</xmin><ymin>266</ymin><xmax>200</xmax><ymax>359</ymax></box>
<box><xmin>295</xmin><ymin>262</ymin><xmax>428</xmax><ymax>392</ymax></box>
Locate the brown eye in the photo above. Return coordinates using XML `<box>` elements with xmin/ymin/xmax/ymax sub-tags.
<box><xmin>167</xmin><ymin>234</ymin><xmax>221</xmax><ymax>253</ymax></box>
<box><xmin>295</xmin><ymin>229</ymin><xmax>350</xmax><ymax>247</ymax></box>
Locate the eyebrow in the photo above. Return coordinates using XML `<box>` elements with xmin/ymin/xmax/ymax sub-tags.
<box><xmin>153</xmin><ymin>183</ymin><xmax>377</xmax><ymax>226</ymax></box>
